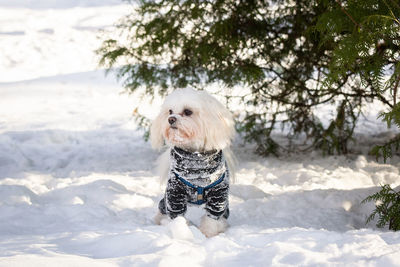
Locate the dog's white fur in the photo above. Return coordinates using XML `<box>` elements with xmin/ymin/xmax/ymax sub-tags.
<box><xmin>150</xmin><ymin>88</ymin><xmax>235</xmax><ymax>237</ymax></box>
<box><xmin>199</xmin><ymin>215</ymin><xmax>229</xmax><ymax>237</ymax></box>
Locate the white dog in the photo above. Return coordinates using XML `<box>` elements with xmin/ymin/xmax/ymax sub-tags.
<box><xmin>150</xmin><ymin>88</ymin><xmax>235</xmax><ymax>237</ymax></box>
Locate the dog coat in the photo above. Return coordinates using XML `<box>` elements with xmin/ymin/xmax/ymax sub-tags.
<box><xmin>158</xmin><ymin>147</ymin><xmax>230</xmax><ymax>220</ymax></box>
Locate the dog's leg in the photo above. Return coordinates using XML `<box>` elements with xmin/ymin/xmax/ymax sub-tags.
<box><xmin>154</xmin><ymin>198</ymin><xmax>170</xmax><ymax>225</ymax></box>
<box><xmin>155</xmin><ymin>175</ymin><xmax>188</xmax><ymax>226</ymax></box>
<box><xmin>204</xmin><ymin>179</ymin><xmax>229</xmax><ymax>218</ymax></box>
<box><xmin>164</xmin><ymin>176</ymin><xmax>188</xmax><ymax>217</ymax></box>
<box><xmin>199</xmin><ymin>215</ymin><xmax>229</xmax><ymax>237</ymax></box>
<box><xmin>154</xmin><ymin>211</ymin><xmax>170</xmax><ymax>225</ymax></box>
<box><xmin>200</xmin><ymin>180</ymin><xmax>230</xmax><ymax>237</ymax></box>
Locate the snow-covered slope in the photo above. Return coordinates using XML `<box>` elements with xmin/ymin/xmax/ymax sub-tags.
<box><xmin>1</xmin><ymin>1</ymin><xmax>400</xmax><ymax>266</ymax></box>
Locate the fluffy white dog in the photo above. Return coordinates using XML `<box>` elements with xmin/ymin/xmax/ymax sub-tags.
<box><xmin>150</xmin><ymin>88</ymin><xmax>235</xmax><ymax>237</ymax></box>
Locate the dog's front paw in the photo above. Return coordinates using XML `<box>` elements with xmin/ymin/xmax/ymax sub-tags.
<box><xmin>154</xmin><ymin>211</ymin><xmax>171</xmax><ymax>225</ymax></box>
<box><xmin>199</xmin><ymin>215</ymin><xmax>229</xmax><ymax>237</ymax></box>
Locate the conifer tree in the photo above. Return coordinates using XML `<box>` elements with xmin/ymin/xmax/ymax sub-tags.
<box><xmin>98</xmin><ymin>0</ymin><xmax>399</xmax><ymax>156</ymax></box>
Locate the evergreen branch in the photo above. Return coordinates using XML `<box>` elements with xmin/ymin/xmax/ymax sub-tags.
<box><xmin>362</xmin><ymin>184</ymin><xmax>400</xmax><ymax>230</ymax></box>
<box><xmin>370</xmin><ymin>134</ymin><xmax>400</xmax><ymax>162</ymax></box>
<box><xmin>389</xmin><ymin>0</ymin><xmax>400</xmax><ymax>9</ymax></box>
<box><xmin>334</xmin><ymin>0</ymin><xmax>361</xmax><ymax>29</ymax></box>
<box><xmin>383</xmin><ymin>0</ymin><xmax>400</xmax><ymax>25</ymax></box>
<box><xmin>393</xmin><ymin>74</ymin><xmax>400</xmax><ymax>106</ymax></box>
<box><xmin>364</xmin><ymin>14</ymin><xmax>399</xmax><ymax>24</ymax></box>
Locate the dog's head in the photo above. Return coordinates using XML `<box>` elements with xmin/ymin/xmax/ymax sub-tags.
<box><xmin>150</xmin><ymin>88</ymin><xmax>235</xmax><ymax>151</ymax></box>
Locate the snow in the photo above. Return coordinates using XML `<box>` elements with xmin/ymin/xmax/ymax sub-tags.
<box><xmin>1</xmin><ymin>1</ymin><xmax>400</xmax><ymax>266</ymax></box>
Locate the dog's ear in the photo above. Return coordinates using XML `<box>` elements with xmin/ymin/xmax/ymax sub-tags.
<box><xmin>202</xmin><ymin>95</ymin><xmax>235</xmax><ymax>151</ymax></box>
<box><xmin>214</xmin><ymin>106</ymin><xmax>235</xmax><ymax>149</ymax></box>
<box><xmin>150</xmin><ymin>112</ymin><xmax>165</xmax><ymax>150</ymax></box>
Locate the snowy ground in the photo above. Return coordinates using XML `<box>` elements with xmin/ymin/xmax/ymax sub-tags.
<box><xmin>1</xmin><ymin>1</ymin><xmax>400</xmax><ymax>266</ymax></box>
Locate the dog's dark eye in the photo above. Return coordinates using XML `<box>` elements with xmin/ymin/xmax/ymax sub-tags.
<box><xmin>169</xmin><ymin>109</ymin><xmax>173</xmax><ymax>115</ymax></box>
<box><xmin>183</xmin><ymin>109</ymin><xmax>192</xmax><ymax>116</ymax></box>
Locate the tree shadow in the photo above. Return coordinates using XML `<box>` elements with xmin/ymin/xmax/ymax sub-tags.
<box><xmin>229</xmin><ymin>185</ymin><xmax>381</xmax><ymax>232</ymax></box>
<box><xmin>0</xmin><ymin>128</ymin><xmax>157</xmax><ymax>179</ymax></box>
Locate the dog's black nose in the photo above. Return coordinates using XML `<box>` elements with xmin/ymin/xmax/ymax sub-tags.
<box><xmin>168</xmin><ymin>116</ymin><xmax>177</xmax><ymax>125</ymax></box>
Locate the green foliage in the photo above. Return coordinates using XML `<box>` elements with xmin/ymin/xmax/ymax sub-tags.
<box><xmin>314</xmin><ymin>100</ymin><xmax>359</xmax><ymax>155</ymax></box>
<box><xmin>238</xmin><ymin>112</ymin><xmax>279</xmax><ymax>156</ymax></box>
<box><xmin>371</xmin><ymin>104</ymin><xmax>400</xmax><ymax>162</ymax></box>
<box><xmin>362</xmin><ymin>184</ymin><xmax>400</xmax><ymax>231</ymax></box>
<box><xmin>316</xmin><ymin>0</ymin><xmax>400</xmax><ymax>158</ymax></box>
<box><xmin>132</xmin><ymin>108</ymin><xmax>151</xmax><ymax>141</ymax></box>
<box><xmin>97</xmin><ymin>0</ymin><xmax>400</xmax><ymax>156</ymax></box>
